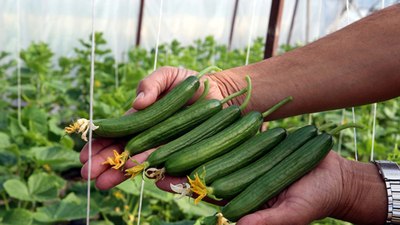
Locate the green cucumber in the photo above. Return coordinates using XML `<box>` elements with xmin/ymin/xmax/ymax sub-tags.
<box><xmin>164</xmin><ymin>96</ymin><xmax>292</xmax><ymax>176</ymax></box>
<box><xmin>126</xmin><ymin>76</ymin><xmax>253</xmax><ymax>155</ymax></box>
<box><xmin>221</xmin><ymin>133</ymin><xmax>333</xmax><ymax>222</ymax></box>
<box><xmin>165</xmin><ymin>111</ymin><xmax>264</xmax><ymax>176</ymax></box>
<box><xmin>208</xmin><ymin>125</ymin><xmax>317</xmax><ymax>199</ymax></box>
<box><xmin>144</xmin><ymin>75</ymin><xmax>253</xmax><ymax>167</ymax></box>
<box><xmin>126</xmin><ymin>99</ymin><xmax>222</xmax><ymax>154</ymax></box>
<box><xmin>189</xmin><ymin>127</ymin><xmax>287</xmax><ymax>185</ymax></box>
<box><xmin>146</xmin><ymin>105</ymin><xmax>242</xmax><ymax>167</ymax></box>
<box><xmin>84</xmin><ymin>66</ymin><xmax>220</xmax><ymax>138</ymax></box>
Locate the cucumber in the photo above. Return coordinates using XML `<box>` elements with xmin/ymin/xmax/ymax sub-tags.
<box><xmin>146</xmin><ymin>105</ymin><xmax>242</xmax><ymax>167</ymax></box>
<box><xmin>221</xmin><ymin>133</ymin><xmax>333</xmax><ymax>222</ymax></box>
<box><xmin>93</xmin><ymin>76</ymin><xmax>200</xmax><ymax>138</ymax></box>
<box><xmin>66</xmin><ymin>66</ymin><xmax>221</xmax><ymax>139</ymax></box>
<box><xmin>165</xmin><ymin>111</ymin><xmax>263</xmax><ymax>176</ymax></box>
<box><xmin>125</xmin><ymin>76</ymin><xmax>253</xmax><ymax>180</ymax></box>
<box><xmin>189</xmin><ymin>127</ymin><xmax>287</xmax><ymax>185</ymax></box>
<box><xmin>125</xmin><ymin>77</ymin><xmax>252</xmax><ymax>154</ymax></box>
<box><xmin>164</xmin><ymin>96</ymin><xmax>293</xmax><ymax>176</ymax></box>
<box><xmin>125</xmin><ymin>99</ymin><xmax>221</xmax><ymax>154</ymax></box>
<box><xmin>208</xmin><ymin>125</ymin><xmax>317</xmax><ymax>199</ymax></box>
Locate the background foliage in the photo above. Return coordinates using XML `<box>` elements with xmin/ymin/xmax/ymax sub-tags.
<box><xmin>0</xmin><ymin>33</ymin><xmax>398</xmax><ymax>225</ymax></box>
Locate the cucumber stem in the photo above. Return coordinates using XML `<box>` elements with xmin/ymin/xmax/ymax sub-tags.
<box><xmin>261</xmin><ymin>96</ymin><xmax>293</xmax><ymax>118</ymax></box>
<box><xmin>220</xmin><ymin>76</ymin><xmax>251</xmax><ymax>105</ymax></box>
<box><xmin>196</xmin><ymin>66</ymin><xmax>222</xmax><ymax>78</ymax></box>
<box><xmin>239</xmin><ymin>75</ymin><xmax>252</xmax><ymax>111</ymax></box>
<box><xmin>328</xmin><ymin>123</ymin><xmax>364</xmax><ymax>135</ymax></box>
<box><xmin>318</xmin><ymin>121</ymin><xmax>336</xmax><ymax>132</ymax></box>
<box><xmin>196</xmin><ymin>79</ymin><xmax>210</xmax><ymax>102</ymax></box>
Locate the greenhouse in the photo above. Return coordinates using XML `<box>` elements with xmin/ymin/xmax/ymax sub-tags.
<box><xmin>1</xmin><ymin>0</ymin><xmax>399</xmax><ymax>225</ymax></box>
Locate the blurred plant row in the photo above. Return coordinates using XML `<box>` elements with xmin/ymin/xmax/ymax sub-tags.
<box><xmin>0</xmin><ymin>33</ymin><xmax>398</xmax><ymax>225</ymax></box>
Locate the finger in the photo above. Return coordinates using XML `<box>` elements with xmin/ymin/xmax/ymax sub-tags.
<box><xmin>133</xmin><ymin>67</ymin><xmax>174</xmax><ymax>110</ymax></box>
<box><xmin>81</xmin><ymin>143</ymin><xmax>125</xmax><ymax>180</ymax></box>
<box><xmin>93</xmin><ymin>149</ymin><xmax>156</xmax><ymax>190</ymax></box>
<box><xmin>80</xmin><ymin>138</ymin><xmax>115</xmax><ymax>163</ymax></box>
<box><xmin>156</xmin><ymin>175</ymin><xmax>188</xmax><ymax>192</ymax></box>
<box><xmin>236</xmin><ymin>204</ymin><xmax>311</xmax><ymax>225</ymax></box>
<box><xmin>155</xmin><ymin>175</ymin><xmax>227</xmax><ymax>206</ymax></box>
<box><xmin>133</xmin><ymin>67</ymin><xmax>197</xmax><ymax>110</ymax></box>
<box><xmin>124</xmin><ymin>107</ymin><xmax>137</xmax><ymax>115</ymax></box>
<box><xmin>95</xmin><ymin>168</ymin><xmax>127</xmax><ymax>190</ymax></box>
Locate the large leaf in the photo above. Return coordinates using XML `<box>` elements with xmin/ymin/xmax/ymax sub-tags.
<box><xmin>28</xmin><ymin>173</ymin><xmax>64</xmax><ymax>202</ymax></box>
<box><xmin>22</xmin><ymin>106</ymin><xmax>48</xmax><ymax>136</ymax></box>
<box><xmin>1</xmin><ymin>208</ymin><xmax>33</xmax><ymax>225</ymax></box>
<box><xmin>117</xmin><ymin>178</ymin><xmax>174</xmax><ymax>201</ymax></box>
<box><xmin>29</xmin><ymin>146</ymin><xmax>80</xmax><ymax>170</ymax></box>
<box><xmin>0</xmin><ymin>149</ymin><xmax>17</xmax><ymax>167</ymax></box>
<box><xmin>151</xmin><ymin>218</ymin><xmax>195</xmax><ymax>225</ymax></box>
<box><xmin>33</xmin><ymin>193</ymin><xmax>99</xmax><ymax>223</ymax></box>
<box><xmin>174</xmin><ymin>199</ymin><xmax>217</xmax><ymax>217</ymax></box>
<box><xmin>3</xmin><ymin>179</ymin><xmax>32</xmax><ymax>201</ymax></box>
<box><xmin>0</xmin><ymin>132</ymin><xmax>10</xmax><ymax>149</ymax></box>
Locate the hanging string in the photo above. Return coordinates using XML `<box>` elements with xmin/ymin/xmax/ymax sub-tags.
<box><xmin>114</xmin><ymin>33</ymin><xmax>119</xmax><ymax>89</ymax></box>
<box><xmin>308</xmin><ymin>0</ymin><xmax>323</xmax><ymax>125</ymax></box>
<box><xmin>152</xmin><ymin>0</ymin><xmax>164</xmax><ymax>71</ymax></box>
<box><xmin>348</xmin><ymin>0</ymin><xmax>358</xmax><ymax>161</ymax></box>
<box><xmin>137</xmin><ymin>1</ymin><xmax>164</xmax><ymax>225</ymax></box>
<box><xmin>245</xmin><ymin>0</ymin><xmax>258</xmax><ymax>66</ymax></box>
<box><xmin>16</xmin><ymin>0</ymin><xmax>22</xmax><ymax>127</ymax></box>
<box><xmin>370</xmin><ymin>0</ymin><xmax>385</xmax><ymax>161</ymax></box>
<box><xmin>338</xmin><ymin>0</ymin><xmax>358</xmax><ymax>160</ymax></box>
<box><xmin>86</xmin><ymin>0</ymin><xmax>97</xmax><ymax>224</ymax></box>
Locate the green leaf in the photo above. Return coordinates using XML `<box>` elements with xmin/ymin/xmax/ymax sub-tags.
<box><xmin>0</xmin><ymin>132</ymin><xmax>10</xmax><ymax>149</ymax></box>
<box><xmin>1</xmin><ymin>208</ymin><xmax>33</xmax><ymax>225</ymax></box>
<box><xmin>28</xmin><ymin>173</ymin><xmax>63</xmax><ymax>202</ymax></box>
<box><xmin>33</xmin><ymin>193</ymin><xmax>99</xmax><ymax>222</ymax></box>
<box><xmin>0</xmin><ymin>149</ymin><xmax>17</xmax><ymax>167</ymax></box>
<box><xmin>3</xmin><ymin>179</ymin><xmax>32</xmax><ymax>201</ymax></box>
<box><xmin>117</xmin><ymin>177</ymin><xmax>174</xmax><ymax>201</ymax></box>
<box><xmin>174</xmin><ymin>199</ymin><xmax>217</xmax><ymax>217</ymax></box>
<box><xmin>22</xmin><ymin>106</ymin><xmax>48</xmax><ymax>136</ymax></box>
<box><xmin>29</xmin><ymin>146</ymin><xmax>80</xmax><ymax>170</ymax></box>
<box><xmin>151</xmin><ymin>218</ymin><xmax>195</xmax><ymax>225</ymax></box>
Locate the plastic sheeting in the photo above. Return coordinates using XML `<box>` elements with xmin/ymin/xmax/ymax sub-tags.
<box><xmin>0</xmin><ymin>0</ymin><xmax>398</xmax><ymax>61</ymax></box>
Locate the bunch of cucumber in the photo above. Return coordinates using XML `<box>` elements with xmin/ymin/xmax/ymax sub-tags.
<box><xmin>66</xmin><ymin>66</ymin><xmax>352</xmax><ymax>224</ymax></box>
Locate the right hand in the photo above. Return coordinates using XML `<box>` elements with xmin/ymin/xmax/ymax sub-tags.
<box><xmin>80</xmin><ymin>66</ymin><xmax>227</xmax><ymax>190</ymax></box>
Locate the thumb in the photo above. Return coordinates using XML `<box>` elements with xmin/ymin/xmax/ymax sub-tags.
<box><xmin>133</xmin><ymin>77</ymin><xmax>163</xmax><ymax>110</ymax></box>
<box><xmin>236</xmin><ymin>205</ymin><xmax>312</xmax><ymax>225</ymax></box>
<box><xmin>132</xmin><ymin>67</ymin><xmax>195</xmax><ymax>110</ymax></box>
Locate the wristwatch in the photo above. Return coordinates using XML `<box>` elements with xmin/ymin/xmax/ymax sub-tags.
<box><xmin>374</xmin><ymin>160</ymin><xmax>400</xmax><ymax>225</ymax></box>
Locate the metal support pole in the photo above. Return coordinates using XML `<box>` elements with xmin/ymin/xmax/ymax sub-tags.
<box><xmin>228</xmin><ymin>0</ymin><xmax>240</xmax><ymax>50</ymax></box>
<box><xmin>264</xmin><ymin>0</ymin><xmax>285</xmax><ymax>59</ymax></box>
<box><xmin>286</xmin><ymin>0</ymin><xmax>298</xmax><ymax>45</ymax></box>
<box><xmin>136</xmin><ymin>0</ymin><xmax>145</xmax><ymax>46</ymax></box>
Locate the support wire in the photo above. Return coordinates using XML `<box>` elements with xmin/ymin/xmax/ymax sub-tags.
<box><xmin>86</xmin><ymin>0</ymin><xmax>97</xmax><ymax>224</ymax></box>
<box><xmin>137</xmin><ymin>1</ymin><xmax>164</xmax><ymax>225</ymax></box>
<box><xmin>245</xmin><ymin>0</ymin><xmax>258</xmax><ymax>66</ymax></box>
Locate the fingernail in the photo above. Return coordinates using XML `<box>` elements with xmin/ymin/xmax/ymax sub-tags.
<box><xmin>135</xmin><ymin>92</ymin><xmax>144</xmax><ymax>102</ymax></box>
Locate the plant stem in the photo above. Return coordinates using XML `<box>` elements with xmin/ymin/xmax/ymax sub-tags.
<box><xmin>239</xmin><ymin>76</ymin><xmax>252</xmax><ymax>111</ymax></box>
<box><xmin>221</xmin><ymin>76</ymin><xmax>252</xmax><ymax>105</ymax></box>
<box><xmin>328</xmin><ymin>122</ymin><xmax>364</xmax><ymax>135</ymax></box>
<box><xmin>262</xmin><ymin>96</ymin><xmax>293</xmax><ymax>118</ymax></box>
<box><xmin>196</xmin><ymin>79</ymin><xmax>210</xmax><ymax>102</ymax></box>
<box><xmin>196</xmin><ymin>66</ymin><xmax>222</xmax><ymax>78</ymax></box>
<box><xmin>1</xmin><ymin>192</ymin><xmax>10</xmax><ymax>210</ymax></box>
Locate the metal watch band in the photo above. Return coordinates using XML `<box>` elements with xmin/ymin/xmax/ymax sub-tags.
<box><xmin>374</xmin><ymin>160</ymin><xmax>400</xmax><ymax>225</ymax></box>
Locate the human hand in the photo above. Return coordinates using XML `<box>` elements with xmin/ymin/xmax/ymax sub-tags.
<box><xmin>157</xmin><ymin>151</ymin><xmax>387</xmax><ymax>225</ymax></box>
<box><xmin>80</xmin><ymin>66</ymin><xmax>228</xmax><ymax>190</ymax></box>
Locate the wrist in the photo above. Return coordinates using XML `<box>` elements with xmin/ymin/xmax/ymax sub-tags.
<box><xmin>331</xmin><ymin>157</ymin><xmax>387</xmax><ymax>225</ymax></box>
